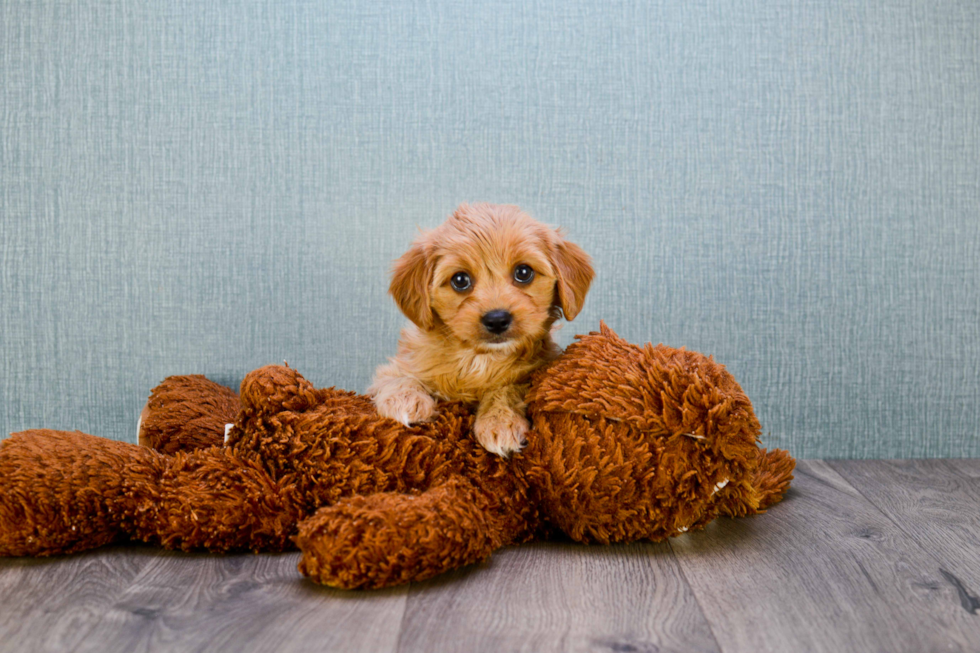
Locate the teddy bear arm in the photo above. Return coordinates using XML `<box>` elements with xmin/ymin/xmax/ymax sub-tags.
<box><xmin>294</xmin><ymin>478</ymin><xmax>521</xmax><ymax>589</ymax></box>
<box><xmin>135</xmin><ymin>446</ymin><xmax>306</xmax><ymax>553</ymax></box>
<box><xmin>239</xmin><ymin>364</ymin><xmax>321</xmax><ymax>418</ymax></box>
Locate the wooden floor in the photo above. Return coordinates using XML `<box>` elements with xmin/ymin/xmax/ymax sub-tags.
<box><xmin>2</xmin><ymin>460</ymin><xmax>979</xmax><ymax>653</ymax></box>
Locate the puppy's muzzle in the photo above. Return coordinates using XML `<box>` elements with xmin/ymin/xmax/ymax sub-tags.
<box><xmin>481</xmin><ymin>310</ymin><xmax>513</xmax><ymax>335</ymax></box>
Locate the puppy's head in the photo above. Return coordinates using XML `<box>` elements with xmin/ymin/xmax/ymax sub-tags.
<box><xmin>390</xmin><ymin>203</ymin><xmax>594</xmax><ymax>352</ymax></box>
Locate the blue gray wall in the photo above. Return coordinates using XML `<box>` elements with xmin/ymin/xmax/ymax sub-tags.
<box><xmin>2</xmin><ymin>1</ymin><xmax>978</xmax><ymax>458</ymax></box>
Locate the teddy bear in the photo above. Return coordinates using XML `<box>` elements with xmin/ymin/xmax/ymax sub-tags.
<box><xmin>0</xmin><ymin>323</ymin><xmax>794</xmax><ymax>589</ymax></box>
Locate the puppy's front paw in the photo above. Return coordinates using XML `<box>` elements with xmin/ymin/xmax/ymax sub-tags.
<box><xmin>473</xmin><ymin>410</ymin><xmax>529</xmax><ymax>457</ymax></box>
<box><xmin>373</xmin><ymin>386</ymin><xmax>437</xmax><ymax>426</ymax></box>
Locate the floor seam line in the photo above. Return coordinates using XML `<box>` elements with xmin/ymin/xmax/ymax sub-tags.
<box><xmin>666</xmin><ymin>538</ymin><xmax>726</xmax><ymax>653</ymax></box>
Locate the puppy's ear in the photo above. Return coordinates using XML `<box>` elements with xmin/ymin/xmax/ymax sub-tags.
<box><xmin>389</xmin><ymin>242</ymin><xmax>436</xmax><ymax>330</ymax></box>
<box><xmin>551</xmin><ymin>237</ymin><xmax>594</xmax><ymax>321</ymax></box>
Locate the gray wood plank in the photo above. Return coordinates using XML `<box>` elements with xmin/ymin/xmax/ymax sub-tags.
<box><xmin>946</xmin><ymin>458</ymin><xmax>980</xmax><ymax>482</ymax></box>
<box><xmin>669</xmin><ymin>460</ymin><xmax>980</xmax><ymax>653</ymax></box>
<box><xmin>70</xmin><ymin>549</ymin><xmax>407</xmax><ymax>653</ymax></box>
<box><xmin>0</xmin><ymin>547</ymin><xmax>155</xmax><ymax>653</ymax></box>
<box><xmin>828</xmin><ymin>459</ymin><xmax>980</xmax><ymax>605</ymax></box>
<box><xmin>397</xmin><ymin>541</ymin><xmax>720</xmax><ymax>653</ymax></box>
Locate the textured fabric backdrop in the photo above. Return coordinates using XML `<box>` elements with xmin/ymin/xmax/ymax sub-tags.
<box><xmin>2</xmin><ymin>0</ymin><xmax>978</xmax><ymax>457</ymax></box>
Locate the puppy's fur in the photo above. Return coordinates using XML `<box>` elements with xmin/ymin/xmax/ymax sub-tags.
<box><xmin>368</xmin><ymin>203</ymin><xmax>594</xmax><ymax>456</ymax></box>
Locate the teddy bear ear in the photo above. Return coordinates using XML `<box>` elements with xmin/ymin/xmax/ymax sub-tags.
<box><xmin>389</xmin><ymin>241</ymin><xmax>436</xmax><ymax>330</ymax></box>
<box><xmin>551</xmin><ymin>237</ymin><xmax>594</xmax><ymax>321</ymax></box>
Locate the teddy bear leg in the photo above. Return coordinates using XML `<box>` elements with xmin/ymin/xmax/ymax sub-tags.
<box><xmin>0</xmin><ymin>430</ymin><xmax>165</xmax><ymax>556</ymax></box>
<box><xmin>294</xmin><ymin>478</ymin><xmax>520</xmax><ymax>589</ymax></box>
<box><xmin>138</xmin><ymin>375</ymin><xmax>241</xmax><ymax>454</ymax></box>
<box><xmin>0</xmin><ymin>429</ymin><xmax>306</xmax><ymax>557</ymax></box>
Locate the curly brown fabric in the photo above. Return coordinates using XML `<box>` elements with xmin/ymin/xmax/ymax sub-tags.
<box><xmin>139</xmin><ymin>374</ymin><xmax>239</xmax><ymax>453</ymax></box>
<box><xmin>0</xmin><ymin>323</ymin><xmax>794</xmax><ymax>589</ymax></box>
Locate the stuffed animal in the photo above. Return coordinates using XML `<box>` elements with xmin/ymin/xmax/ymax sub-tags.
<box><xmin>0</xmin><ymin>324</ymin><xmax>794</xmax><ymax>589</ymax></box>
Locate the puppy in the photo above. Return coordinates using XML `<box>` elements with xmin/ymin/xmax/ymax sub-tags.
<box><xmin>368</xmin><ymin>203</ymin><xmax>594</xmax><ymax>456</ymax></box>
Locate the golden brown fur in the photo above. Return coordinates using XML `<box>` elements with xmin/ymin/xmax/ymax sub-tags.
<box><xmin>369</xmin><ymin>203</ymin><xmax>594</xmax><ymax>456</ymax></box>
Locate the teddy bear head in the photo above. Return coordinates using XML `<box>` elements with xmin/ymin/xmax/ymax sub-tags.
<box><xmin>519</xmin><ymin>324</ymin><xmax>765</xmax><ymax>544</ymax></box>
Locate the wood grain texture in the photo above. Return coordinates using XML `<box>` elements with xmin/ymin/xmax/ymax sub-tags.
<box><xmin>669</xmin><ymin>460</ymin><xmax>980</xmax><ymax>653</ymax></box>
<box><xmin>70</xmin><ymin>550</ymin><xmax>407</xmax><ymax>653</ymax></box>
<box><xmin>946</xmin><ymin>458</ymin><xmax>980</xmax><ymax>482</ymax></box>
<box><xmin>397</xmin><ymin>541</ymin><xmax>719</xmax><ymax>653</ymax></box>
<box><xmin>0</xmin><ymin>547</ymin><xmax>154</xmax><ymax>653</ymax></box>
<box><xmin>828</xmin><ymin>459</ymin><xmax>980</xmax><ymax>604</ymax></box>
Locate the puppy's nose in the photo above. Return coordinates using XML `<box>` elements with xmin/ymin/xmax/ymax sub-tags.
<box><xmin>481</xmin><ymin>310</ymin><xmax>513</xmax><ymax>335</ymax></box>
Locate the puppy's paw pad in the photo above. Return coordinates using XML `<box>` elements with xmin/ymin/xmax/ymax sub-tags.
<box><xmin>474</xmin><ymin>412</ymin><xmax>529</xmax><ymax>457</ymax></box>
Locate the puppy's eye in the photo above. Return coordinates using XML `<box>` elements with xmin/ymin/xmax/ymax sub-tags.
<box><xmin>513</xmin><ymin>264</ymin><xmax>535</xmax><ymax>284</ymax></box>
<box><xmin>450</xmin><ymin>271</ymin><xmax>472</xmax><ymax>292</ymax></box>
